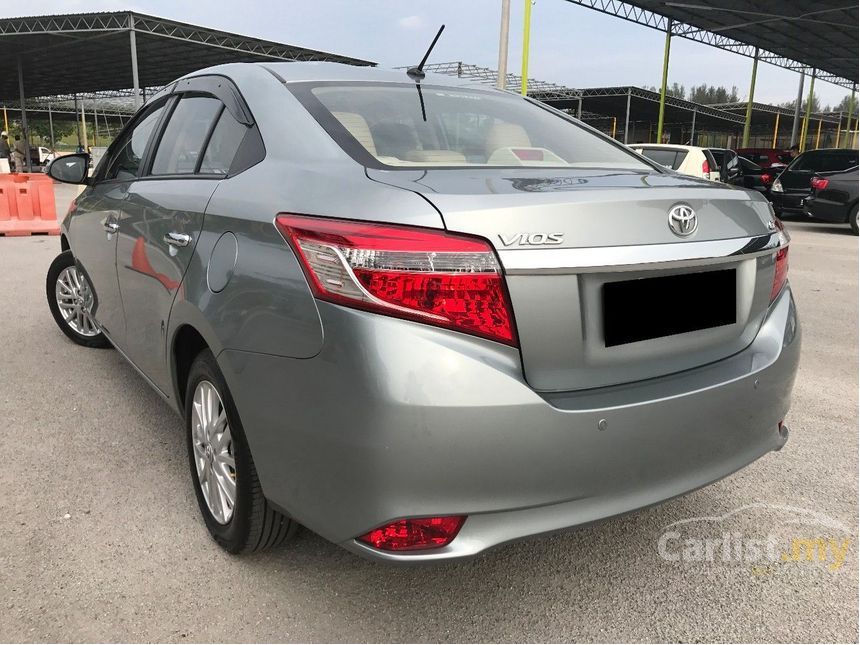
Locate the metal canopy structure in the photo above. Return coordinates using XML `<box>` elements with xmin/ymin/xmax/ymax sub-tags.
<box><xmin>714</xmin><ymin>101</ymin><xmax>841</xmax><ymax>126</ymax></box>
<box><xmin>0</xmin><ymin>11</ymin><xmax>375</xmax><ymax>168</ymax></box>
<box><xmin>561</xmin><ymin>1</ymin><xmax>858</xmax><ymax>88</ymax></box>
<box><xmin>424</xmin><ymin>61</ymin><xmax>745</xmax><ymax>144</ymax></box>
<box><xmin>0</xmin><ymin>11</ymin><xmax>374</xmax><ymax>102</ymax></box>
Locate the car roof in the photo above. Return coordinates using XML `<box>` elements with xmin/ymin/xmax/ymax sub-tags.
<box><xmin>185</xmin><ymin>61</ymin><xmax>489</xmax><ymax>91</ymax></box>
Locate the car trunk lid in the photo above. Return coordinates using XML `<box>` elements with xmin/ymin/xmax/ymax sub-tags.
<box><xmin>369</xmin><ymin>167</ymin><xmax>781</xmax><ymax>391</ymax></box>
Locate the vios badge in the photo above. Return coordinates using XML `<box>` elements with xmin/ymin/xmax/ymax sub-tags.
<box><xmin>668</xmin><ymin>204</ymin><xmax>698</xmax><ymax>237</ymax></box>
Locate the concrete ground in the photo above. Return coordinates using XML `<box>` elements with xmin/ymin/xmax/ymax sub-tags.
<box><xmin>1</xmin><ymin>187</ymin><xmax>857</xmax><ymax>642</ymax></box>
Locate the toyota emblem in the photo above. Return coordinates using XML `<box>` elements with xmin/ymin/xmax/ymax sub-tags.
<box><xmin>668</xmin><ymin>204</ymin><xmax>698</xmax><ymax>237</ymax></box>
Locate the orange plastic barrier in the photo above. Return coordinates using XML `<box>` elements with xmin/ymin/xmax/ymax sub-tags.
<box><xmin>0</xmin><ymin>173</ymin><xmax>60</xmax><ymax>236</ymax></box>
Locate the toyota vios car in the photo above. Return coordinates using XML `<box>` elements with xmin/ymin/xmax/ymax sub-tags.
<box><xmin>45</xmin><ymin>62</ymin><xmax>800</xmax><ymax>562</ymax></box>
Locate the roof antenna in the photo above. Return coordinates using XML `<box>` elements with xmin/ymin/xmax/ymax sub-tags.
<box><xmin>407</xmin><ymin>24</ymin><xmax>445</xmax><ymax>80</ymax></box>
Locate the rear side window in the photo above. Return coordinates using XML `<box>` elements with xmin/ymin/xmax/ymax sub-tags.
<box><xmin>708</xmin><ymin>149</ymin><xmax>725</xmax><ymax>170</ymax></box>
<box><xmin>638</xmin><ymin>148</ymin><xmax>683</xmax><ymax>170</ymax></box>
<box><xmin>105</xmin><ymin>103</ymin><xmax>166</xmax><ymax>181</ymax></box>
<box><xmin>199</xmin><ymin>108</ymin><xmax>248</xmax><ymax>174</ymax></box>
<box><xmin>792</xmin><ymin>151</ymin><xmax>860</xmax><ymax>173</ymax></box>
<box><xmin>151</xmin><ymin>96</ymin><xmax>222</xmax><ymax>175</ymax></box>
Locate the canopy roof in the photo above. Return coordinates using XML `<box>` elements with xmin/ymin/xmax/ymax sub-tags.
<box><xmin>0</xmin><ymin>11</ymin><xmax>374</xmax><ymax>101</ymax></box>
<box><xmin>563</xmin><ymin>0</ymin><xmax>858</xmax><ymax>88</ymax></box>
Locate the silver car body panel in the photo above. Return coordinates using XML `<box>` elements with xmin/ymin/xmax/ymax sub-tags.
<box><xmin>59</xmin><ymin>61</ymin><xmax>800</xmax><ymax>562</ymax></box>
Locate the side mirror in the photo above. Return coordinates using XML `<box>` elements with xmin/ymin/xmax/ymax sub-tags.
<box><xmin>47</xmin><ymin>153</ymin><xmax>90</xmax><ymax>185</ymax></box>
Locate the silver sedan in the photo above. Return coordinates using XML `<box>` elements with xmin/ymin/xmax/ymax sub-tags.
<box><xmin>45</xmin><ymin>62</ymin><xmax>799</xmax><ymax>562</ymax></box>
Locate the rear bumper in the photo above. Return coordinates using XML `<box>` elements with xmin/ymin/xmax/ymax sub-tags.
<box><xmin>770</xmin><ymin>191</ymin><xmax>807</xmax><ymax>214</ymax></box>
<box><xmin>218</xmin><ymin>286</ymin><xmax>801</xmax><ymax>562</ymax></box>
<box><xmin>803</xmin><ymin>195</ymin><xmax>850</xmax><ymax>223</ymax></box>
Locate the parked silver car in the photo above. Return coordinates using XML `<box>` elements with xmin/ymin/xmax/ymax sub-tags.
<box><xmin>45</xmin><ymin>63</ymin><xmax>800</xmax><ymax>562</ymax></box>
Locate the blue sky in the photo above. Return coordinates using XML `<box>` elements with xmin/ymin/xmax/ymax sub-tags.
<box><xmin>5</xmin><ymin>0</ymin><xmax>850</xmax><ymax>107</ymax></box>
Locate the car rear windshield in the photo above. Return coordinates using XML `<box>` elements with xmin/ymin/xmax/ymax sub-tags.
<box><xmin>635</xmin><ymin>148</ymin><xmax>686</xmax><ymax>170</ymax></box>
<box><xmin>790</xmin><ymin>150</ymin><xmax>859</xmax><ymax>172</ymax></box>
<box><xmin>289</xmin><ymin>82</ymin><xmax>650</xmax><ymax>170</ymax></box>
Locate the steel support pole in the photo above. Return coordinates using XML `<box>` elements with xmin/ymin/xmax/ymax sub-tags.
<box><xmin>496</xmin><ymin>0</ymin><xmax>511</xmax><ymax>90</ymax></box>
<box><xmin>577</xmin><ymin>97</ymin><xmax>582</xmax><ymax>119</ymax></box>
<box><xmin>800</xmin><ymin>70</ymin><xmax>816</xmax><ymax>152</ymax></box>
<box><xmin>74</xmin><ymin>94</ymin><xmax>81</xmax><ymax>147</ymax></box>
<box><xmin>656</xmin><ymin>19</ymin><xmax>672</xmax><ymax>143</ymax></box>
<box><xmin>772</xmin><ymin>112</ymin><xmax>780</xmax><ymax>148</ymax></box>
<box><xmin>814</xmin><ymin>119</ymin><xmax>822</xmax><ymax>149</ymax></box>
<box><xmin>742</xmin><ymin>47</ymin><xmax>759</xmax><ymax>147</ymax></box>
<box><xmin>520</xmin><ymin>0</ymin><xmax>532</xmax><ymax>96</ymax></box>
<box><xmin>80</xmin><ymin>98</ymin><xmax>88</xmax><ymax>150</ymax></box>
<box><xmin>690</xmin><ymin>107</ymin><xmax>697</xmax><ymax>145</ymax></box>
<box><xmin>17</xmin><ymin>56</ymin><xmax>31</xmax><ymax>172</ymax></box>
<box><xmin>48</xmin><ymin>103</ymin><xmax>54</xmax><ymax>151</ymax></box>
<box><xmin>790</xmin><ymin>71</ymin><xmax>804</xmax><ymax>147</ymax></box>
<box><xmin>129</xmin><ymin>14</ymin><xmax>141</xmax><ymax>109</ymax></box>
<box><xmin>2</xmin><ymin>107</ymin><xmax>7</xmax><ymax>134</ymax></box>
<box><xmin>623</xmin><ymin>89</ymin><xmax>631</xmax><ymax>144</ymax></box>
<box><xmin>844</xmin><ymin>86</ymin><xmax>856</xmax><ymax>148</ymax></box>
<box><xmin>93</xmin><ymin>103</ymin><xmax>99</xmax><ymax>148</ymax></box>
<box><xmin>835</xmin><ymin>111</ymin><xmax>842</xmax><ymax>148</ymax></box>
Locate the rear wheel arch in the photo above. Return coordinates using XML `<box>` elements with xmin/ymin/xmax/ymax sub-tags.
<box><xmin>172</xmin><ymin>324</ymin><xmax>210</xmax><ymax>410</ymax></box>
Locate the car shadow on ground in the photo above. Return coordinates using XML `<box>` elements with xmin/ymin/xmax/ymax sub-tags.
<box><xmin>781</xmin><ymin>217</ymin><xmax>854</xmax><ymax>236</ymax></box>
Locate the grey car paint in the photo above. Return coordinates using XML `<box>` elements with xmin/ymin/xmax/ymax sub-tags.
<box><xmin>60</xmin><ymin>62</ymin><xmax>799</xmax><ymax>562</ymax></box>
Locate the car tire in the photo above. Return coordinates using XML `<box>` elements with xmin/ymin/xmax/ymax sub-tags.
<box><xmin>185</xmin><ymin>349</ymin><xmax>296</xmax><ymax>553</ymax></box>
<box><xmin>849</xmin><ymin>205</ymin><xmax>858</xmax><ymax>236</ymax></box>
<box><xmin>46</xmin><ymin>250</ymin><xmax>111</xmax><ymax>348</ymax></box>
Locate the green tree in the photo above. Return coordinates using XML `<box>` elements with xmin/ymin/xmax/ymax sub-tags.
<box><xmin>687</xmin><ymin>84</ymin><xmax>740</xmax><ymax>105</ymax></box>
<box><xmin>780</xmin><ymin>93</ymin><xmax>821</xmax><ymax>113</ymax></box>
<box><xmin>644</xmin><ymin>82</ymin><xmax>685</xmax><ymax>99</ymax></box>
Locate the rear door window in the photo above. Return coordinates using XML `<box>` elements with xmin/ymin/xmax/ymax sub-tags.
<box><xmin>150</xmin><ymin>96</ymin><xmax>222</xmax><ymax>175</ymax></box>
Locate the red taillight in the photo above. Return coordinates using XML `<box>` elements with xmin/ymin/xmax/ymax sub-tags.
<box><xmin>770</xmin><ymin>246</ymin><xmax>789</xmax><ymax>302</ymax></box>
<box><xmin>702</xmin><ymin>159</ymin><xmax>710</xmax><ymax>176</ymax></box>
<box><xmin>275</xmin><ymin>215</ymin><xmax>517</xmax><ymax>346</ymax></box>
<box><xmin>810</xmin><ymin>176</ymin><xmax>829</xmax><ymax>191</ymax></box>
<box><xmin>357</xmin><ymin>516</ymin><xmax>466</xmax><ymax>551</ymax></box>
<box><xmin>761</xmin><ymin>173</ymin><xmax>772</xmax><ymax>186</ymax></box>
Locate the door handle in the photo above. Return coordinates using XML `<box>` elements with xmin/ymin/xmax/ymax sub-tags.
<box><xmin>102</xmin><ymin>218</ymin><xmax>118</xmax><ymax>234</ymax></box>
<box><xmin>164</xmin><ymin>232</ymin><xmax>192</xmax><ymax>248</ymax></box>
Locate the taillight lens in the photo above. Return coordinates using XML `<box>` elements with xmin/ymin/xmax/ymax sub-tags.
<box><xmin>810</xmin><ymin>176</ymin><xmax>829</xmax><ymax>191</ymax></box>
<box><xmin>761</xmin><ymin>173</ymin><xmax>772</xmax><ymax>186</ymax></box>
<box><xmin>275</xmin><ymin>215</ymin><xmax>517</xmax><ymax>346</ymax></box>
<box><xmin>702</xmin><ymin>159</ymin><xmax>710</xmax><ymax>177</ymax></box>
<box><xmin>770</xmin><ymin>246</ymin><xmax>789</xmax><ymax>302</ymax></box>
<box><xmin>357</xmin><ymin>516</ymin><xmax>466</xmax><ymax>551</ymax></box>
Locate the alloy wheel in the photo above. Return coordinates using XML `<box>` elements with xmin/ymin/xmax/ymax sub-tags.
<box><xmin>191</xmin><ymin>380</ymin><xmax>237</xmax><ymax>525</ymax></box>
<box><xmin>55</xmin><ymin>266</ymin><xmax>100</xmax><ymax>337</ymax></box>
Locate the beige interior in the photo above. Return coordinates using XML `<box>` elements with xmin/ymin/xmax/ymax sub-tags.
<box><xmin>485</xmin><ymin>122</ymin><xmax>531</xmax><ymax>156</ymax></box>
<box><xmin>332</xmin><ymin>112</ymin><xmax>377</xmax><ymax>156</ymax></box>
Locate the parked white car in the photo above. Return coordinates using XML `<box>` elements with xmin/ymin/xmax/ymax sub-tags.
<box><xmin>37</xmin><ymin>146</ymin><xmax>55</xmax><ymax>164</ymax></box>
<box><xmin>629</xmin><ymin>144</ymin><xmax>720</xmax><ymax>181</ymax></box>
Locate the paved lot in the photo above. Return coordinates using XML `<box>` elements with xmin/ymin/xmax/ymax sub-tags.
<box><xmin>1</xmin><ymin>193</ymin><xmax>857</xmax><ymax>642</ymax></box>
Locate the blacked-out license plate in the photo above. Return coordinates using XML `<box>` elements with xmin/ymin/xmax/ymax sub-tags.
<box><xmin>602</xmin><ymin>269</ymin><xmax>736</xmax><ymax>347</ymax></box>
